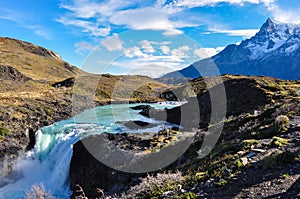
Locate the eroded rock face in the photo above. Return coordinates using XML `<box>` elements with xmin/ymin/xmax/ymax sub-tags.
<box><xmin>0</xmin><ymin>65</ymin><xmax>31</xmax><ymax>81</ymax></box>
<box><xmin>52</xmin><ymin>77</ymin><xmax>75</xmax><ymax>88</ymax></box>
<box><xmin>69</xmin><ymin>131</ymin><xmax>196</xmax><ymax>198</ymax></box>
<box><xmin>143</xmin><ymin>78</ymin><xmax>268</xmax><ymax>130</ymax></box>
<box><xmin>70</xmin><ymin>134</ymin><xmax>145</xmax><ymax>198</ymax></box>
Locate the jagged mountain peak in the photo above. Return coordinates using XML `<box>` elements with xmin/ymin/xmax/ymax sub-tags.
<box><xmin>243</xmin><ymin>18</ymin><xmax>300</xmax><ymax>60</ymax></box>
<box><xmin>162</xmin><ymin>18</ymin><xmax>300</xmax><ymax>80</ymax></box>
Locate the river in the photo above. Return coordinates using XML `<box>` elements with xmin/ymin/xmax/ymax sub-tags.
<box><xmin>0</xmin><ymin>102</ymin><xmax>182</xmax><ymax>198</ymax></box>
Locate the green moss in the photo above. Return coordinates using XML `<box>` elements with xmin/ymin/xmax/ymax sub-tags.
<box><xmin>281</xmin><ymin>173</ymin><xmax>289</xmax><ymax>179</ymax></box>
<box><xmin>271</xmin><ymin>136</ymin><xmax>288</xmax><ymax>147</ymax></box>
<box><xmin>241</xmin><ymin>139</ymin><xmax>260</xmax><ymax>150</ymax></box>
<box><xmin>195</xmin><ymin>172</ymin><xmax>207</xmax><ymax>180</ymax></box>
<box><xmin>17</xmin><ymin>107</ymin><xmax>29</xmax><ymax>114</ymax></box>
<box><xmin>261</xmin><ymin>151</ymin><xmax>295</xmax><ymax>169</ymax></box>
<box><xmin>236</xmin><ymin>159</ymin><xmax>244</xmax><ymax>168</ymax></box>
<box><xmin>45</xmin><ymin>108</ymin><xmax>53</xmax><ymax>116</ymax></box>
<box><xmin>209</xmin><ymin>141</ymin><xmax>239</xmax><ymax>158</ymax></box>
<box><xmin>0</xmin><ymin>122</ymin><xmax>11</xmax><ymax>137</ymax></box>
<box><xmin>180</xmin><ymin>192</ymin><xmax>196</xmax><ymax>199</ymax></box>
<box><xmin>215</xmin><ymin>179</ymin><xmax>228</xmax><ymax>186</ymax></box>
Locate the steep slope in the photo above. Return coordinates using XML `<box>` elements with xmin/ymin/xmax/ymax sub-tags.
<box><xmin>163</xmin><ymin>18</ymin><xmax>300</xmax><ymax>80</ymax></box>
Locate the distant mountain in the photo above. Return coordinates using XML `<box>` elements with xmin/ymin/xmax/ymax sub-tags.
<box><xmin>162</xmin><ymin>18</ymin><xmax>300</xmax><ymax>80</ymax></box>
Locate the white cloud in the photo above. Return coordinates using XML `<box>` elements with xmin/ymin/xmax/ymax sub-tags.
<box><xmin>56</xmin><ymin>17</ymin><xmax>111</xmax><ymax>37</ymax></box>
<box><xmin>75</xmin><ymin>41</ymin><xmax>99</xmax><ymax>55</ymax></box>
<box><xmin>209</xmin><ymin>28</ymin><xmax>259</xmax><ymax>38</ymax></box>
<box><xmin>123</xmin><ymin>46</ymin><xmax>148</xmax><ymax>58</ymax></box>
<box><xmin>57</xmin><ymin>0</ymin><xmax>283</xmax><ymax>39</ymax></box>
<box><xmin>163</xmin><ymin>29</ymin><xmax>184</xmax><ymax>36</ymax></box>
<box><xmin>267</xmin><ymin>4</ymin><xmax>300</xmax><ymax>24</ymax></box>
<box><xmin>174</xmin><ymin>0</ymin><xmax>275</xmax><ymax>8</ymax></box>
<box><xmin>102</xmin><ymin>33</ymin><xmax>123</xmax><ymax>51</ymax></box>
<box><xmin>109</xmin><ymin>7</ymin><xmax>169</xmax><ymax>30</ymax></box>
<box><xmin>111</xmin><ymin>55</ymin><xmax>185</xmax><ymax>77</ymax></box>
<box><xmin>140</xmin><ymin>40</ymin><xmax>155</xmax><ymax>53</ymax></box>
<box><xmin>126</xmin><ymin>64</ymin><xmax>181</xmax><ymax>78</ymax></box>
<box><xmin>160</xmin><ymin>45</ymin><xmax>171</xmax><ymax>54</ymax></box>
<box><xmin>57</xmin><ymin>1</ymin><xmax>196</xmax><ymax>37</ymax></box>
<box><xmin>109</xmin><ymin>44</ymin><xmax>194</xmax><ymax>77</ymax></box>
<box><xmin>58</xmin><ymin>0</ymin><xmax>300</xmax><ymax>41</ymax></box>
<box><xmin>171</xmin><ymin>45</ymin><xmax>190</xmax><ymax>58</ymax></box>
<box><xmin>194</xmin><ymin>46</ymin><xmax>225</xmax><ymax>59</ymax></box>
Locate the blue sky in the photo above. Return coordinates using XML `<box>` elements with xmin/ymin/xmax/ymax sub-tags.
<box><xmin>1</xmin><ymin>0</ymin><xmax>300</xmax><ymax>77</ymax></box>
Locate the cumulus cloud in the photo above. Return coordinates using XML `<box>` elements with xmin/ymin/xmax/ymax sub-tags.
<box><xmin>194</xmin><ymin>47</ymin><xmax>225</xmax><ymax>59</ymax></box>
<box><xmin>102</xmin><ymin>33</ymin><xmax>123</xmax><ymax>51</ymax></box>
<box><xmin>123</xmin><ymin>46</ymin><xmax>148</xmax><ymax>58</ymax></box>
<box><xmin>111</xmin><ymin>55</ymin><xmax>186</xmax><ymax>77</ymax></box>
<box><xmin>110</xmin><ymin>44</ymin><xmax>194</xmax><ymax>77</ymax></box>
<box><xmin>160</xmin><ymin>45</ymin><xmax>171</xmax><ymax>54</ymax></box>
<box><xmin>171</xmin><ymin>45</ymin><xmax>190</xmax><ymax>58</ymax></box>
<box><xmin>140</xmin><ymin>40</ymin><xmax>155</xmax><ymax>53</ymax></box>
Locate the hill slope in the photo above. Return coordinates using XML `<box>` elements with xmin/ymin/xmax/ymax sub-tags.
<box><xmin>0</xmin><ymin>37</ymin><xmax>79</xmax><ymax>82</ymax></box>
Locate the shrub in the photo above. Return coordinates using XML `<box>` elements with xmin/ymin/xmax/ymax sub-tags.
<box><xmin>122</xmin><ymin>171</ymin><xmax>184</xmax><ymax>198</ymax></box>
<box><xmin>271</xmin><ymin>136</ymin><xmax>288</xmax><ymax>147</ymax></box>
<box><xmin>275</xmin><ymin>115</ymin><xmax>289</xmax><ymax>130</ymax></box>
<box><xmin>0</xmin><ymin>122</ymin><xmax>11</xmax><ymax>137</ymax></box>
<box><xmin>214</xmin><ymin>179</ymin><xmax>228</xmax><ymax>186</ymax></box>
<box><xmin>25</xmin><ymin>183</ymin><xmax>56</xmax><ymax>199</ymax></box>
<box><xmin>180</xmin><ymin>192</ymin><xmax>196</xmax><ymax>199</ymax></box>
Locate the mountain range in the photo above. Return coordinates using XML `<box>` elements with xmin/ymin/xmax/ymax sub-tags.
<box><xmin>162</xmin><ymin>18</ymin><xmax>300</xmax><ymax>80</ymax></box>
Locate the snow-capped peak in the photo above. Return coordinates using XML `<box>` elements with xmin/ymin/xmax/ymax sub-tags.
<box><xmin>243</xmin><ymin>18</ymin><xmax>300</xmax><ymax>60</ymax></box>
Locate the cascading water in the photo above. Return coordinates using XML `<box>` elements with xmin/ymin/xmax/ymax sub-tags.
<box><xmin>0</xmin><ymin>103</ymin><xmax>183</xmax><ymax>199</ymax></box>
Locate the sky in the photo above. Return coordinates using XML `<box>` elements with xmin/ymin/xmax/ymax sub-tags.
<box><xmin>1</xmin><ymin>0</ymin><xmax>300</xmax><ymax>77</ymax></box>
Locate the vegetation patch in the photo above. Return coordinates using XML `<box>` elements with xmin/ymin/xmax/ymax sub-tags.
<box><xmin>271</xmin><ymin>136</ymin><xmax>289</xmax><ymax>147</ymax></box>
<box><xmin>261</xmin><ymin>151</ymin><xmax>296</xmax><ymax>169</ymax></box>
<box><xmin>0</xmin><ymin>122</ymin><xmax>11</xmax><ymax>137</ymax></box>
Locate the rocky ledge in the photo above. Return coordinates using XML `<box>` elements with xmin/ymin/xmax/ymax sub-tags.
<box><xmin>70</xmin><ymin>129</ymin><xmax>196</xmax><ymax>198</ymax></box>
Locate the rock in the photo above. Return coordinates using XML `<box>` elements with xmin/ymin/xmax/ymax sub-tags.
<box><xmin>131</xmin><ymin>105</ymin><xmax>151</xmax><ymax>110</ymax></box>
<box><xmin>241</xmin><ymin>157</ymin><xmax>248</xmax><ymax>166</ymax></box>
<box><xmin>117</xmin><ymin>120</ymin><xmax>157</xmax><ymax>130</ymax></box>
<box><xmin>0</xmin><ymin>65</ymin><xmax>32</xmax><ymax>81</ymax></box>
<box><xmin>69</xmin><ymin>134</ymin><xmax>146</xmax><ymax>198</ymax></box>
<box><xmin>251</xmin><ymin>149</ymin><xmax>266</xmax><ymax>153</ymax></box>
<box><xmin>71</xmin><ymin>184</ymin><xmax>88</xmax><ymax>199</ymax></box>
<box><xmin>52</xmin><ymin>77</ymin><xmax>75</xmax><ymax>88</ymax></box>
<box><xmin>246</xmin><ymin>152</ymin><xmax>257</xmax><ymax>158</ymax></box>
<box><xmin>70</xmin><ymin>132</ymin><xmax>195</xmax><ymax>197</ymax></box>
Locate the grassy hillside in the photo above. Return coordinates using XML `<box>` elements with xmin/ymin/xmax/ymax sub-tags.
<box><xmin>0</xmin><ymin>37</ymin><xmax>79</xmax><ymax>82</ymax></box>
